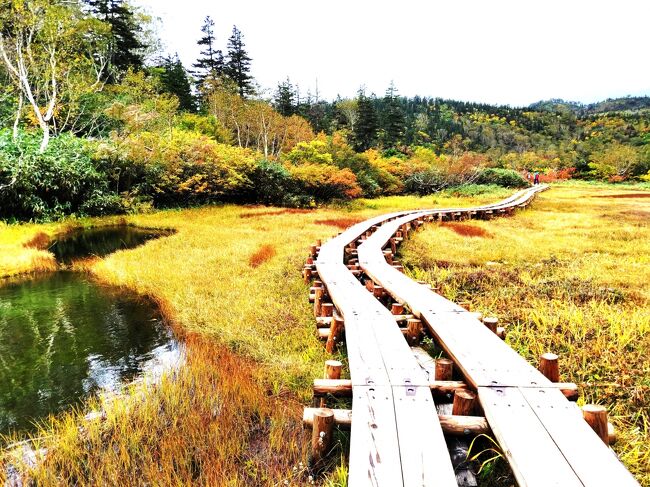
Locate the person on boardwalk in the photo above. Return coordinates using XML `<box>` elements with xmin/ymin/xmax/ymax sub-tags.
<box><xmin>533</xmin><ymin>172</ymin><xmax>540</xmax><ymax>185</ymax></box>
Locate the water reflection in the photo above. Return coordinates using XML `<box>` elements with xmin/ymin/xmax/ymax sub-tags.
<box><xmin>48</xmin><ymin>226</ymin><xmax>173</xmax><ymax>264</ymax></box>
<box><xmin>0</xmin><ymin>272</ymin><xmax>181</xmax><ymax>434</ymax></box>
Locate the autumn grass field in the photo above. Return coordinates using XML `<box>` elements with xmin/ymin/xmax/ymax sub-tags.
<box><xmin>402</xmin><ymin>184</ymin><xmax>650</xmax><ymax>485</ymax></box>
<box><xmin>0</xmin><ymin>187</ymin><xmax>517</xmax><ymax>486</ymax></box>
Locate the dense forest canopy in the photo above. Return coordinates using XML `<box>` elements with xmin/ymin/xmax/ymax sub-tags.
<box><xmin>0</xmin><ymin>0</ymin><xmax>648</xmax><ymax>220</ymax></box>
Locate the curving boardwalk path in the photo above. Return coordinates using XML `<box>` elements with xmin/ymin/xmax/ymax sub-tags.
<box><xmin>312</xmin><ymin>186</ymin><xmax>639</xmax><ymax>487</ymax></box>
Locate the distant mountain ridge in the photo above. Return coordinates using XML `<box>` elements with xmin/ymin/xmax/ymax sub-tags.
<box><xmin>528</xmin><ymin>96</ymin><xmax>650</xmax><ymax>115</ymax></box>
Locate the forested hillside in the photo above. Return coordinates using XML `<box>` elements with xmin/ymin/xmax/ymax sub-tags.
<box><xmin>1</xmin><ymin>0</ymin><xmax>649</xmax><ymax>221</ymax></box>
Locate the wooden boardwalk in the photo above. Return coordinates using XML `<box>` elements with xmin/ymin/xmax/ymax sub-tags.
<box><xmin>309</xmin><ymin>186</ymin><xmax>640</xmax><ymax>486</ymax></box>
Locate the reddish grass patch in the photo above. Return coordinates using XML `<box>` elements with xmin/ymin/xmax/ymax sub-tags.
<box><xmin>249</xmin><ymin>244</ymin><xmax>277</xmax><ymax>268</ymax></box>
<box><xmin>239</xmin><ymin>209</ymin><xmax>312</xmax><ymax>218</ymax></box>
<box><xmin>314</xmin><ymin>218</ymin><xmax>363</xmax><ymax>230</ymax></box>
<box><xmin>442</xmin><ymin>222</ymin><xmax>492</xmax><ymax>238</ymax></box>
<box><xmin>593</xmin><ymin>193</ymin><xmax>650</xmax><ymax>199</ymax></box>
<box><xmin>23</xmin><ymin>231</ymin><xmax>51</xmax><ymax>249</ymax></box>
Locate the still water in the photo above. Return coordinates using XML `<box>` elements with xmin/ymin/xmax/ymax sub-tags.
<box><xmin>0</xmin><ymin>226</ymin><xmax>179</xmax><ymax>434</ymax></box>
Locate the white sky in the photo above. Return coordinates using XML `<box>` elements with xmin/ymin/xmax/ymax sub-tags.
<box><xmin>134</xmin><ymin>0</ymin><xmax>650</xmax><ymax>107</ymax></box>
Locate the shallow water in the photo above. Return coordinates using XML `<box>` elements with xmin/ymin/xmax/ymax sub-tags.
<box><xmin>0</xmin><ymin>226</ymin><xmax>179</xmax><ymax>435</ymax></box>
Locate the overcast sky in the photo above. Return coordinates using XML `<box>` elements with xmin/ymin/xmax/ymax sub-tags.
<box><xmin>133</xmin><ymin>0</ymin><xmax>650</xmax><ymax>107</ymax></box>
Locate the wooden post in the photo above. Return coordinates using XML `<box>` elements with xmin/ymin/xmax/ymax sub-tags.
<box><xmin>453</xmin><ymin>390</ymin><xmax>477</xmax><ymax>416</ymax></box>
<box><xmin>320</xmin><ymin>302</ymin><xmax>334</xmax><ymax>318</ymax></box>
<box><xmin>582</xmin><ymin>404</ymin><xmax>609</xmax><ymax>445</ymax></box>
<box><xmin>316</xmin><ymin>239</ymin><xmax>322</xmax><ymax>246</ymax></box>
<box><xmin>306</xmin><ymin>256</ymin><xmax>314</xmax><ymax>265</ymax></box>
<box><xmin>311</xmin><ymin>408</ymin><xmax>334</xmax><ymax>466</ymax></box>
<box><xmin>406</xmin><ymin>318</ymin><xmax>423</xmax><ymax>346</ymax></box>
<box><xmin>390</xmin><ymin>238</ymin><xmax>397</xmax><ymax>254</ymax></box>
<box><xmin>313</xmin><ymin>280</ymin><xmax>323</xmax><ymax>288</ymax></box>
<box><xmin>539</xmin><ymin>352</ymin><xmax>560</xmax><ymax>382</ymax></box>
<box><xmin>459</xmin><ymin>301</ymin><xmax>471</xmax><ymax>311</ymax></box>
<box><xmin>310</xmin><ymin>244</ymin><xmax>318</xmax><ymax>257</ymax></box>
<box><xmin>391</xmin><ymin>303</ymin><xmax>404</xmax><ymax>315</ymax></box>
<box><xmin>313</xmin><ymin>287</ymin><xmax>324</xmax><ymax>317</ymax></box>
<box><xmin>326</xmin><ymin>313</ymin><xmax>344</xmax><ymax>354</ymax></box>
<box><xmin>383</xmin><ymin>250</ymin><xmax>393</xmax><ymax>264</ymax></box>
<box><xmin>373</xmin><ymin>285</ymin><xmax>384</xmax><ymax>299</ymax></box>
<box><xmin>435</xmin><ymin>358</ymin><xmax>454</xmax><ymax>381</ymax></box>
<box><xmin>303</xmin><ymin>266</ymin><xmax>312</xmax><ymax>283</ymax></box>
<box><xmin>483</xmin><ymin>316</ymin><xmax>498</xmax><ymax>334</ymax></box>
<box><xmin>320</xmin><ymin>360</ymin><xmax>343</xmax><ymax>407</ymax></box>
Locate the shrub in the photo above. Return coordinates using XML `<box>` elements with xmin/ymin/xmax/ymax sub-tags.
<box><xmin>474</xmin><ymin>168</ymin><xmax>529</xmax><ymax>188</ymax></box>
<box><xmin>0</xmin><ymin>130</ymin><xmax>120</xmax><ymax>221</ymax></box>
<box><xmin>288</xmin><ymin>163</ymin><xmax>362</xmax><ymax>202</ymax></box>
<box><xmin>404</xmin><ymin>169</ymin><xmax>447</xmax><ymax>195</ymax></box>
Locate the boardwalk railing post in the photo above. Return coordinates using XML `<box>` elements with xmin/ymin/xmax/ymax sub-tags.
<box><xmin>311</xmin><ymin>408</ymin><xmax>334</xmax><ymax>467</ymax></box>
<box><xmin>406</xmin><ymin>318</ymin><xmax>423</xmax><ymax>346</ymax></box>
<box><xmin>482</xmin><ymin>316</ymin><xmax>498</xmax><ymax>334</ymax></box>
<box><xmin>314</xmin><ymin>287</ymin><xmax>324</xmax><ymax>317</ymax></box>
<box><xmin>582</xmin><ymin>404</ymin><xmax>609</xmax><ymax>445</ymax></box>
<box><xmin>539</xmin><ymin>352</ymin><xmax>560</xmax><ymax>382</ymax></box>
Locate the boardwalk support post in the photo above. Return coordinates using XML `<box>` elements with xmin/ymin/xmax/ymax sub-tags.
<box><xmin>435</xmin><ymin>358</ymin><xmax>454</xmax><ymax>381</ymax></box>
<box><xmin>453</xmin><ymin>390</ymin><xmax>477</xmax><ymax>416</ymax></box>
<box><xmin>582</xmin><ymin>404</ymin><xmax>609</xmax><ymax>445</ymax></box>
<box><xmin>311</xmin><ymin>408</ymin><xmax>334</xmax><ymax>466</ymax></box>
<box><xmin>539</xmin><ymin>352</ymin><xmax>560</xmax><ymax>382</ymax></box>
<box><xmin>483</xmin><ymin>316</ymin><xmax>498</xmax><ymax>334</ymax></box>
<box><xmin>406</xmin><ymin>318</ymin><xmax>423</xmax><ymax>345</ymax></box>
<box><xmin>326</xmin><ymin>313</ymin><xmax>344</xmax><ymax>354</ymax></box>
<box><xmin>320</xmin><ymin>360</ymin><xmax>343</xmax><ymax>407</ymax></box>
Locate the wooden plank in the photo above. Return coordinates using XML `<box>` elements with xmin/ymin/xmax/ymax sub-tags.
<box><xmin>392</xmin><ymin>385</ymin><xmax>458</xmax><ymax>486</ymax></box>
<box><xmin>348</xmin><ymin>386</ymin><xmax>403</xmax><ymax>487</ymax></box>
<box><xmin>520</xmin><ymin>387</ymin><xmax>640</xmax><ymax>487</ymax></box>
<box><xmin>478</xmin><ymin>386</ymin><xmax>583</xmax><ymax>487</ymax></box>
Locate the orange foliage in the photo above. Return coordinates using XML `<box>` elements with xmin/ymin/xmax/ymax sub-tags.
<box><xmin>23</xmin><ymin>232</ymin><xmax>50</xmax><ymax>249</ymax></box>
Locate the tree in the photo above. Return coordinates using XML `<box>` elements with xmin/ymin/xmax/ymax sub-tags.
<box><xmin>336</xmin><ymin>98</ymin><xmax>359</xmax><ymax>132</ymax></box>
<box><xmin>157</xmin><ymin>55</ymin><xmax>195</xmax><ymax>112</ymax></box>
<box><xmin>380</xmin><ymin>82</ymin><xmax>405</xmax><ymax>148</ymax></box>
<box><xmin>192</xmin><ymin>16</ymin><xmax>224</xmax><ymax>86</ymax></box>
<box><xmin>85</xmin><ymin>0</ymin><xmax>145</xmax><ymax>76</ymax></box>
<box><xmin>0</xmin><ymin>0</ymin><xmax>110</xmax><ymax>151</ymax></box>
<box><xmin>588</xmin><ymin>144</ymin><xmax>640</xmax><ymax>180</ymax></box>
<box><xmin>353</xmin><ymin>89</ymin><xmax>378</xmax><ymax>151</ymax></box>
<box><xmin>274</xmin><ymin>78</ymin><xmax>296</xmax><ymax>116</ymax></box>
<box><xmin>224</xmin><ymin>26</ymin><xmax>254</xmax><ymax>98</ymax></box>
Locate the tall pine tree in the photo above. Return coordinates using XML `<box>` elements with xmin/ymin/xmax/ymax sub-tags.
<box><xmin>85</xmin><ymin>0</ymin><xmax>145</xmax><ymax>77</ymax></box>
<box><xmin>380</xmin><ymin>82</ymin><xmax>406</xmax><ymax>148</ymax></box>
<box><xmin>158</xmin><ymin>54</ymin><xmax>196</xmax><ymax>112</ymax></box>
<box><xmin>353</xmin><ymin>89</ymin><xmax>379</xmax><ymax>151</ymax></box>
<box><xmin>192</xmin><ymin>16</ymin><xmax>224</xmax><ymax>86</ymax></box>
<box><xmin>224</xmin><ymin>26</ymin><xmax>254</xmax><ymax>98</ymax></box>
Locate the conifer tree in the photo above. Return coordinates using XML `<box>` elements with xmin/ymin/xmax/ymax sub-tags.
<box><xmin>381</xmin><ymin>82</ymin><xmax>406</xmax><ymax>148</ymax></box>
<box><xmin>274</xmin><ymin>78</ymin><xmax>296</xmax><ymax>116</ymax></box>
<box><xmin>353</xmin><ymin>89</ymin><xmax>379</xmax><ymax>151</ymax></box>
<box><xmin>158</xmin><ymin>55</ymin><xmax>196</xmax><ymax>112</ymax></box>
<box><xmin>192</xmin><ymin>16</ymin><xmax>224</xmax><ymax>86</ymax></box>
<box><xmin>85</xmin><ymin>0</ymin><xmax>144</xmax><ymax>76</ymax></box>
<box><xmin>224</xmin><ymin>26</ymin><xmax>254</xmax><ymax>98</ymax></box>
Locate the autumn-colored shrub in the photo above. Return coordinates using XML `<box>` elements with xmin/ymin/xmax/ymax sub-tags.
<box><xmin>288</xmin><ymin>163</ymin><xmax>362</xmax><ymax>201</ymax></box>
<box><xmin>441</xmin><ymin>222</ymin><xmax>492</xmax><ymax>238</ymax></box>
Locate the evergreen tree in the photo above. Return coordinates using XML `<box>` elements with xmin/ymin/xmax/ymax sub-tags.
<box><xmin>192</xmin><ymin>16</ymin><xmax>224</xmax><ymax>86</ymax></box>
<box><xmin>274</xmin><ymin>78</ymin><xmax>296</xmax><ymax>116</ymax></box>
<box><xmin>224</xmin><ymin>26</ymin><xmax>254</xmax><ymax>98</ymax></box>
<box><xmin>158</xmin><ymin>55</ymin><xmax>196</xmax><ymax>112</ymax></box>
<box><xmin>85</xmin><ymin>0</ymin><xmax>145</xmax><ymax>76</ymax></box>
<box><xmin>380</xmin><ymin>82</ymin><xmax>406</xmax><ymax>148</ymax></box>
<box><xmin>353</xmin><ymin>89</ymin><xmax>379</xmax><ymax>151</ymax></box>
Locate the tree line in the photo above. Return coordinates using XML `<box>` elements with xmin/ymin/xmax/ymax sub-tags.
<box><xmin>0</xmin><ymin>0</ymin><xmax>649</xmax><ymax>221</ymax></box>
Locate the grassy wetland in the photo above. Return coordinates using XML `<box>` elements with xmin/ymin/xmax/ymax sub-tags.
<box><xmin>1</xmin><ymin>188</ymin><xmax>519</xmax><ymax>486</ymax></box>
<box><xmin>401</xmin><ymin>184</ymin><xmax>650</xmax><ymax>484</ymax></box>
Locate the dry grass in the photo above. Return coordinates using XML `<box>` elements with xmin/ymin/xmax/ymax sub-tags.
<box><xmin>315</xmin><ymin>218</ymin><xmax>364</xmax><ymax>230</ymax></box>
<box><xmin>249</xmin><ymin>244</ymin><xmax>277</xmax><ymax>268</ymax></box>
<box><xmin>441</xmin><ymin>222</ymin><xmax>492</xmax><ymax>238</ymax></box>
<box><xmin>402</xmin><ymin>185</ymin><xmax>650</xmax><ymax>485</ymax></box>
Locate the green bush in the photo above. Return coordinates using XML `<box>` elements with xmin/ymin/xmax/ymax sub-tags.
<box><xmin>0</xmin><ymin>130</ymin><xmax>121</xmax><ymax>221</ymax></box>
<box><xmin>404</xmin><ymin>169</ymin><xmax>447</xmax><ymax>195</ymax></box>
<box><xmin>474</xmin><ymin>168</ymin><xmax>529</xmax><ymax>188</ymax></box>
